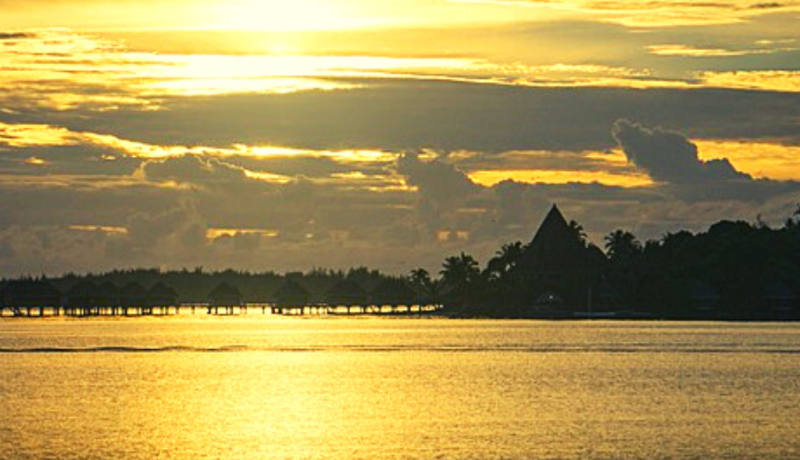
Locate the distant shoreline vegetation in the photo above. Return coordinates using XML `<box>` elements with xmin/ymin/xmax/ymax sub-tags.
<box><xmin>2</xmin><ymin>204</ymin><xmax>800</xmax><ymax>320</ymax></box>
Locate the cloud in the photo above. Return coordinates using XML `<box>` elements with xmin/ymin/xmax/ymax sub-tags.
<box><xmin>70</xmin><ymin>81</ymin><xmax>800</xmax><ymax>154</ymax></box>
<box><xmin>647</xmin><ymin>43</ymin><xmax>798</xmax><ymax>57</ymax></box>
<box><xmin>396</xmin><ymin>151</ymin><xmax>481</xmax><ymax>229</ymax></box>
<box><xmin>124</xmin><ymin>204</ymin><xmax>205</xmax><ymax>250</ymax></box>
<box><xmin>699</xmin><ymin>70</ymin><xmax>800</xmax><ymax>93</ymax></box>
<box><xmin>611</xmin><ymin>120</ymin><xmax>800</xmax><ymax>203</ymax></box>
<box><xmin>3</xmin><ymin>24</ymin><xmax>800</xmax><ymax>277</ymax></box>
<box><xmin>0</xmin><ymin>32</ymin><xmax>32</xmax><ymax>40</ymax></box>
<box><xmin>612</xmin><ymin>119</ymin><xmax>751</xmax><ymax>184</ymax></box>
<box><xmin>451</xmin><ymin>0</ymin><xmax>800</xmax><ymax>27</ymax></box>
<box><xmin>140</xmin><ymin>155</ymin><xmax>252</xmax><ymax>188</ymax></box>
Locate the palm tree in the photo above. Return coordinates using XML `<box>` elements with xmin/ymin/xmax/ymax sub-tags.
<box><xmin>485</xmin><ymin>241</ymin><xmax>524</xmax><ymax>280</ymax></box>
<box><xmin>568</xmin><ymin>220</ymin><xmax>588</xmax><ymax>248</ymax></box>
<box><xmin>786</xmin><ymin>204</ymin><xmax>800</xmax><ymax>230</ymax></box>
<box><xmin>409</xmin><ymin>268</ymin><xmax>432</xmax><ymax>307</ymax></box>
<box><xmin>440</xmin><ymin>253</ymin><xmax>480</xmax><ymax>290</ymax></box>
<box><xmin>409</xmin><ymin>268</ymin><xmax>431</xmax><ymax>289</ymax></box>
<box><xmin>604</xmin><ymin>229</ymin><xmax>642</xmax><ymax>262</ymax></box>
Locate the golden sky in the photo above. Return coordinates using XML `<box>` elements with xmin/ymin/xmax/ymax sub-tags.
<box><xmin>0</xmin><ymin>0</ymin><xmax>799</xmax><ymax>275</ymax></box>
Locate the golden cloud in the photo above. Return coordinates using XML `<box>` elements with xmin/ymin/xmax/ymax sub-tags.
<box><xmin>450</xmin><ymin>0</ymin><xmax>800</xmax><ymax>27</ymax></box>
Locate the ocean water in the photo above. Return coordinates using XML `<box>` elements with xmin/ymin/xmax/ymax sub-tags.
<box><xmin>1</xmin><ymin>318</ymin><xmax>799</xmax><ymax>460</ymax></box>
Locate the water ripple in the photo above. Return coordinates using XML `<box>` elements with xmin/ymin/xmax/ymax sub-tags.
<box><xmin>1</xmin><ymin>345</ymin><xmax>800</xmax><ymax>354</ymax></box>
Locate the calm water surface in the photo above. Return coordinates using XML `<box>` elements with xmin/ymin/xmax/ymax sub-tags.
<box><xmin>1</xmin><ymin>318</ymin><xmax>799</xmax><ymax>459</ymax></box>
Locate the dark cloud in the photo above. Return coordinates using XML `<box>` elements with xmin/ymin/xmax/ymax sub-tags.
<box><xmin>612</xmin><ymin>119</ymin><xmax>751</xmax><ymax>184</ymax></box>
<box><xmin>0</xmin><ymin>180</ymin><xmax>182</xmax><ymax>228</ymax></box>
<box><xmin>0</xmin><ymin>32</ymin><xmax>32</xmax><ymax>40</ymax></box>
<box><xmin>0</xmin><ymin>144</ymin><xmax>141</xmax><ymax>177</ymax></box>
<box><xmin>612</xmin><ymin>119</ymin><xmax>800</xmax><ymax>203</ymax></box>
<box><xmin>141</xmin><ymin>155</ymin><xmax>251</xmax><ymax>188</ymax></box>
<box><xmin>124</xmin><ymin>204</ymin><xmax>205</xmax><ymax>250</ymax></box>
<box><xmin>396</xmin><ymin>151</ymin><xmax>480</xmax><ymax>229</ymax></box>
<box><xmin>52</xmin><ymin>82</ymin><xmax>800</xmax><ymax>154</ymax></box>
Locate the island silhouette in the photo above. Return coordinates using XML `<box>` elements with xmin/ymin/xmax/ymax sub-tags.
<box><xmin>2</xmin><ymin>204</ymin><xmax>799</xmax><ymax>320</ymax></box>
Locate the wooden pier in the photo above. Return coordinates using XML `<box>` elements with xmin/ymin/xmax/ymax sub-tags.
<box><xmin>1</xmin><ymin>303</ymin><xmax>443</xmax><ymax>318</ymax></box>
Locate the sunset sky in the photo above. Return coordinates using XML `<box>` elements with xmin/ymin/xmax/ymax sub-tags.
<box><xmin>1</xmin><ymin>0</ymin><xmax>799</xmax><ymax>276</ymax></box>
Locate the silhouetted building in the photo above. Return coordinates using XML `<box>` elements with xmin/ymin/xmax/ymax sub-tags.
<box><xmin>147</xmin><ymin>282</ymin><xmax>179</xmax><ymax>307</ymax></box>
<box><xmin>515</xmin><ymin>204</ymin><xmax>594</xmax><ymax>313</ymax></box>
<box><xmin>209</xmin><ymin>282</ymin><xmax>243</xmax><ymax>306</ymax></box>
<box><xmin>0</xmin><ymin>279</ymin><xmax>61</xmax><ymax>307</ymax></box>
<box><xmin>590</xmin><ymin>278</ymin><xmax>621</xmax><ymax>313</ymax></box>
<box><xmin>325</xmin><ymin>279</ymin><xmax>367</xmax><ymax>305</ymax></box>
<box><xmin>99</xmin><ymin>282</ymin><xmax>121</xmax><ymax>307</ymax></box>
<box><xmin>120</xmin><ymin>282</ymin><xmax>147</xmax><ymax>307</ymax></box>
<box><xmin>371</xmin><ymin>278</ymin><xmax>414</xmax><ymax>305</ymax></box>
<box><xmin>275</xmin><ymin>279</ymin><xmax>309</xmax><ymax>307</ymax></box>
<box><xmin>66</xmin><ymin>280</ymin><xmax>102</xmax><ymax>308</ymax></box>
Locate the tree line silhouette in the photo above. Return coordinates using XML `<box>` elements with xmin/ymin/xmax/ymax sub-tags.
<box><xmin>1</xmin><ymin>205</ymin><xmax>799</xmax><ymax>320</ymax></box>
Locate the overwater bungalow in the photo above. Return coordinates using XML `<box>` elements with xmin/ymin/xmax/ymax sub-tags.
<box><xmin>66</xmin><ymin>280</ymin><xmax>102</xmax><ymax>308</ymax></box>
<box><xmin>0</xmin><ymin>279</ymin><xmax>62</xmax><ymax>315</ymax></box>
<box><xmin>120</xmin><ymin>282</ymin><xmax>148</xmax><ymax>308</ymax></box>
<box><xmin>208</xmin><ymin>282</ymin><xmax>243</xmax><ymax>306</ymax></box>
<box><xmin>275</xmin><ymin>279</ymin><xmax>309</xmax><ymax>313</ymax></box>
<box><xmin>99</xmin><ymin>282</ymin><xmax>121</xmax><ymax>308</ymax></box>
<box><xmin>147</xmin><ymin>282</ymin><xmax>179</xmax><ymax>307</ymax></box>
<box><xmin>325</xmin><ymin>279</ymin><xmax>367</xmax><ymax>305</ymax></box>
<box><xmin>370</xmin><ymin>278</ymin><xmax>415</xmax><ymax>310</ymax></box>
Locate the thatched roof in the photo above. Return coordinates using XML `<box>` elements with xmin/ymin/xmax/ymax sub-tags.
<box><xmin>325</xmin><ymin>279</ymin><xmax>367</xmax><ymax>304</ymax></box>
<box><xmin>120</xmin><ymin>282</ymin><xmax>147</xmax><ymax>302</ymax></box>
<box><xmin>0</xmin><ymin>279</ymin><xmax>61</xmax><ymax>306</ymax></box>
<box><xmin>371</xmin><ymin>278</ymin><xmax>415</xmax><ymax>305</ymax></box>
<box><xmin>517</xmin><ymin>204</ymin><xmax>586</xmax><ymax>275</ymax></box>
<box><xmin>208</xmin><ymin>282</ymin><xmax>242</xmax><ymax>303</ymax></box>
<box><xmin>148</xmin><ymin>282</ymin><xmax>178</xmax><ymax>301</ymax></box>
<box><xmin>67</xmin><ymin>280</ymin><xmax>99</xmax><ymax>297</ymax></box>
<box><xmin>275</xmin><ymin>279</ymin><xmax>309</xmax><ymax>306</ymax></box>
<box><xmin>99</xmin><ymin>282</ymin><xmax>120</xmax><ymax>298</ymax></box>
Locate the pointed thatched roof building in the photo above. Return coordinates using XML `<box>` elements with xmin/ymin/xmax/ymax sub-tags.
<box><xmin>275</xmin><ymin>279</ymin><xmax>309</xmax><ymax>307</ymax></box>
<box><xmin>517</xmin><ymin>204</ymin><xmax>587</xmax><ymax>277</ymax></box>
<box><xmin>0</xmin><ymin>279</ymin><xmax>62</xmax><ymax>307</ymax></box>
<box><xmin>513</xmin><ymin>204</ymin><xmax>597</xmax><ymax>313</ymax></box>
<box><xmin>209</xmin><ymin>282</ymin><xmax>243</xmax><ymax>306</ymax></box>
<box><xmin>325</xmin><ymin>279</ymin><xmax>368</xmax><ymax>305</ymax></box>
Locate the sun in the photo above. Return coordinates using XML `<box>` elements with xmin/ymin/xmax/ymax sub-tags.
<box><xmin>212</xmin><ymin>0</ymin><xmax>364</xmax><ymax>31</ymax></box>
